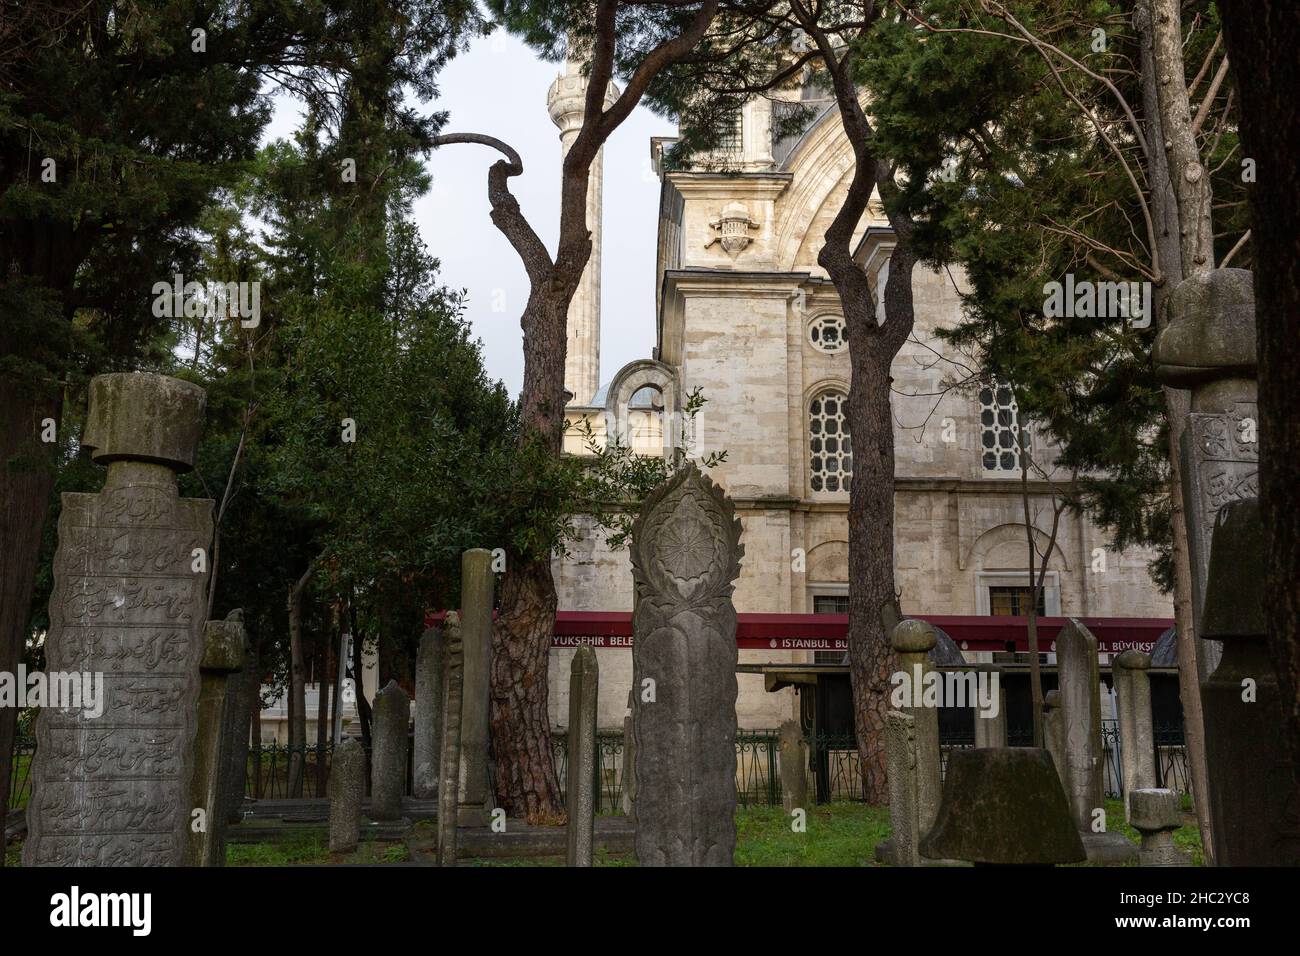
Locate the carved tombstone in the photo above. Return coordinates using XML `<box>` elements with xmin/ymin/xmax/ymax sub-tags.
<box><xmin>883</xmin><ymin>711</ymin><xmax>921</xmax><ymax>866</ymax></box>
<box><xmin>1154</xmin><ymin>267</ymin><xmax>1259</xmax><ymax>679</ymax></box>
<box><xmin>413</xmin><ymin>626</ymin><xmax>444</xmax><ymax>799</ymax></box>
<box><xmin>370</xmin><ymin>680</ymin><xmax>410</xmax><ymax>822</ymax></box>
<box><xmin>1056</xmin><ymin>619</ymin><xmax>1137</xmax><ymax>864</ymax></box>
<box><xmin>630</xmin><ymin>464</ymin><xmax>743</xmax><ymax>866</ymax></box>
<box><xmin>778</xmin><ymin>719</ymin><xmax>807</xmax><ymax>814</ymax></box>
<box><xmin>25</xmin><ymin>373</ymin><xmax>213</xmax><ymax>866</ymax></box>
<box><xmin>186</xmin><ymin>610</ymin><xmax>245</xmax><ymax>866</ymax></box>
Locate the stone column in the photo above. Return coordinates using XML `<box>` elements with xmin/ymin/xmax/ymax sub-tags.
<box><xmin>778</xmin><ymin>720</ymin><xmax>807</xmax><ymax>813</ymax></box>
<box><xmin>1198</xmin><ymin>499</ymin><xmax>1300</xmax><ymax>864</ymax></box>
<box><xmin>891</xmin><ymin>620</ymin><xmax>941</xmax><ymax>834</ymax></box>
<box><xmin>186</xmin><ymin>610</ymin><xmax>246</xmax><ymax>866</ymax></box>
<box><xmin>458</xmin><ymin>548</ymin><xmax>494</xmax><ymax>826</ymax></box>
<box><xmin>220</xmin><ymin>635</ymin><xmax>258</xmax><ymax>826</ymax></box>
<box><xmin>631</xmin><ymin>464</ymin><xmax>743</xmax><ymax>866</ymax></box>
<box><xmin>566</xmin><ymin>645</ymin><xmax>599</xmax><ymax>867</ymax></box>
<box><xmin>437</xmin><ymin>612</ymin><xmax>464</xmax><ymax>867</ymax></box>
<box><xmin>24</xmin><ymin>373</ymin><xmax>212</xmax><ymax>867</ymax></box>
<box><xmin>1130</xmin><ymin>788</ymin><xmax>1189</xmax><ymax>866</ymax></box>
<box><xmin>370</xmin><ymin>680</ymin><xmax>410</xmax><ymax>821</ymax></box>
<box><xmin>1056</xmin><ymin>619</ymin><xmax>1136</xmax><ymax>863</ymax></box>
<box><xmin>547</xmin><ymin>55</ymin><xmax>619</xmax><ymax>405</ymax></box>
<box><xmin>972</xmin><ymin>664</ymin><xmax>1007</xmax><ymax>748</ymax></box>
<box><xmin>413</xmin><ymin>626</ymin><xmax>444</xmax><ymax>799</ymax></box>
<box><xmin>1113</xmin><ymin>649</ymin><xmax>1157</xmax><ymax>821</ymax></box>
<box><xmin>329</xmin><ymin>737</ymin><xmax>365</xmax><ymax>853</ymax></box>
<box><xmin>1154</xmin><ymin>268</ymin><xmax>1259</xmax><ymax>680</ymax></box>
<box><xmin>883</xmin><ymin>711</ymin><xmax>920</xmax><ymax>866</ymax></box>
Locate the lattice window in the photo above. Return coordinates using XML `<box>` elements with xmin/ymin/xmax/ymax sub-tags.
<box><xmin>980</xmin><ymin>382</ymin><xmax>1028</xmax><ymax>473</ymax></box>
<box><xmin>809</xmin><ymin>389</ymin><xmax>852</xmax><ymax>493</ymax></box>
<box><xmin>988</xmin><ymin>586</ymin><xmax>1046</xmax><ymax>616</ymax></box>
<box><xmin>808</xmin><ymin>314</ymin><xmax>847</xmax><ymax>353</ymax></box>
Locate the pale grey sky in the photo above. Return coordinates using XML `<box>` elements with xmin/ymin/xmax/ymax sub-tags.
<box><xmin>264</xmin><ymin>32</ymin><xmax>677</xmax><ymax>397</ymax></box>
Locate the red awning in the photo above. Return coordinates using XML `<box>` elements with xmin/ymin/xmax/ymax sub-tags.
<box><xmin>425</xmin><ymin>610</ymin><xmax>1173</xmax><ymax>654</ymax></box>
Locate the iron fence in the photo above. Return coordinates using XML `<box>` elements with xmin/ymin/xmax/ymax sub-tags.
<box><xmin>8</xmin><ymin>721</ymin><xmax>1189</xmax><ymax>816</ymax></box>
<box><xmin>7</xmin><ymin>737</ymin><xmax>35</xmax><ymax>812</ymax></box>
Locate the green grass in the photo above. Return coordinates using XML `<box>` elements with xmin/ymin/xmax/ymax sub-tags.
<box><xmin>6</xmin><ymin>798</ymin><xmax>1205</xmax><ymax>868</ymax></box>
<box><xmin>225</xmin><ymin>832</ymin><xmax>411</xmax><ymax>866</ymax></box>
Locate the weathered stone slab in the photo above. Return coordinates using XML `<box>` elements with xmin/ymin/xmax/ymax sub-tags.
<box><xmin>920</xmin><ymin>748</ymin><xmax>1084</xmax><ymax>866</ymax></box>
<box><xmin>778</xmin><ymin>719</ymin><xmax>807</xmax><ymax>814</ymax></box>
<box><xmin>458</xmin><ymin>549</ymin><xmax>494</xmax><ymax>826</ymax></box>
<box><xmin>370</xmin><ymin>680</ymin><xmax>409</xmax><ymax>822</ymax></box>
<box><xmin>631</xmin><ymin>464</ymin><xmax>742</xmax><ymax>866</ymax></box>
<box><xmin>186</xmin><ymin>610</ymin><xmax>245</xmax><ymax>866</ymax></box>
<box><xmin>1055</xmin><ymin>619</ymin><xmax>1103</xmax><ymax>831</ymax></box>
<box><xmin>1113</xmin><ymin>649</ymin><xmax>1156</xmax><ymax>822</ymax></box>
<box><xmin>972</xmin><ymin>665</ymin><xmax>1007</xmax><ymax>748</ymax></box>
<box><xmin>566</xmin><ymin>645</ymin><xmax>598</xmax><ymax>867</ymax></box>
<box><xmin>413</xmin><ymin>626</ymin><xmax>444</xmax><ymax>799</ymax></box>
<box><xmin>328</xmin><ymin>738</ymin><xmax>365</xmax><ymax>853</ymax></box>
<box><xmin>883</xmin><ymin>711</ymin><xmax>919</xmax><ymax>866</ymax></box>
<box><xmin>24</xmin><ymin>373</ymin><xmax>212</xmax><ymax>868</ymax></box>
<box><xmin>437</xmin><ymin>612</ymin><xmax>464</xmax><ymax>867</ymax></box>
<box><xmin>892</xmin><ymin>619</ymin><xmax>941</xmax><ymax>833</ymax></box>
<box><xmin>1198</xmin><ymin>498</ymin><xmax>1300</xmax><ymax>865</ymax></box>
<box><xmin>621</xmin><ymin>690</ymin><xmax>636</xmax><ymax>820</ymax></box>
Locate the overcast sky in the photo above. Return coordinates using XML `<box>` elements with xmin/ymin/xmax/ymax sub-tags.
<box><xmin>264</xmin><ymin>32</ymin><xmax>677</xmax><ymax>398</ymax></box>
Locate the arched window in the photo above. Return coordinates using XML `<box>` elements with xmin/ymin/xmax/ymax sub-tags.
<box><xmin>627</xmin><ymin>385</ymin><xmax>665</xmax><ymax>456</ymax></box>
<box><xmin>809</xmin><ymin>388</ymin><xmax>852</xmax><ymax>493</ymax></box>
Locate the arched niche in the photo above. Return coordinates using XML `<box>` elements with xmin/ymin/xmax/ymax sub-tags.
<box><xmin>603</xmin><ymin>360</ymin><xmax>679</xmax><ymax>459</ymax></box>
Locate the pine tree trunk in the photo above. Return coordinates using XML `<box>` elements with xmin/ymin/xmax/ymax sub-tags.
<box><xmin>490</xmin><ymin>291</ymin><xmax>568</xmax><ymax>822</ymax></box>
<box><xmin>1137</xmin><ymin>0</ymin><xmax>1217</xmax><ymax>860</ymax></box>
<box><xmin>0</xmin><ymin>379</ymin><xmax>60</xmax><ymax>860</ymax></box>
<box><xmin>491</xmin><ymin>558</ymin><xmax>566</xmax><ymax>823</ymax></box>
<box><xmin>1219</xmin><ymin>0</ymin><xmax>1300</xmax><ymax>795</ymax></box>
<box><xmin>287</xmin><ymin>565</ymin><xmax>314</xmax><ymax>799</ymax></box>
<box><xmin>846</xmin><ymin>348</ymin><xmax>901</xmax><ymax>804</ymax></box>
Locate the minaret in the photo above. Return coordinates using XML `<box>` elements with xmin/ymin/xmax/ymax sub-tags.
<box><xmin>547</xmin><ymin>56</ymin><xmax>618</xmax><ymax>406</ymax></box>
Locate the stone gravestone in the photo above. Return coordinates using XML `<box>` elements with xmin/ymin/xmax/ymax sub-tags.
<box><xmin>631</xmin><ymin>464</ymin><xmax>743</xmax><ymax>866</ymax></box>
<box><xmin>566</xmin><ymin>645</ymin><xmax>599</xmax><ymax>867</ymax></box>
<box><xmin>892</xmin><ymin>620</ymin><xmax>942</xmax><ymax>833</ymax></box>
<box><xmin>1129</xmin><ymin>788</ymin><xmax>1190</xmax><ymax>867</ymax></box>
<box><xmin>1113</xmin><ymin>649</ymin><xmax>1157</xmax><ymax>822</ymax></box>
<box><xmin>1198</xmin><ymin>498</ymin><xmax>1300</xmax><ymax>864</ymax></box>
<box><xmin>24</xmin><ymin>373</ymin><xmax>213</xmax><ymax>867</ymax></box>
<box><xmin>186</xmin><ymin>610</ymin><xmax>245</xmax><ymax>866</ymax></box>
<box><xmin>1042</xmin><ymin>689</ymin><xmax>1066</xmax><ymax>791</ymax></box>
<box><xmin>777</xmin><ymin>720</ymin><xmax>807</xmax><ymax>814</ymax></box>
<box><xmin>437</xmin><ymin>612</ymin><xmax>465</xmax><ymax>866</ymax></box>
<box><xmin>921</xmin><ymin>749</ymin><xmax>1085</xmax><ymax>866</ymax></box>
<box><xmin>883</xmin><ymin>711</ymin><xmax>920</xmax><ymax>866</ymax></box>
<box><xmin>329</xmin><ymin>737</ymin><xmax>366</xmax><ymax>853</ymax></box>
<box><xmin>972</xmin><ymin>665</ymin><xmax>1006</xmax><ymax>748</ymax></box>
<box><xmin>1055</xmin><ymin>619</ymin><xmax>1136</xmax><ymax>863</ymax></box>
<box><xmin>413</xmin><ymin>626</ymin><xmax>444</xmax><ymax>799</ymax></box>
<box><xmin>370</xmin><ymin>680</ymin><xmax>409</xmax><ymax>822</ymax></box>
<box><xmin>1154</xmin><ymin>267</ymin><xmax>1260</xmax><ymax>680</ymax></box>
<box><xmin>457</xmin><ymin>549</ymin><xmax>494</xmax><ymax>826</ymax></box>
<box><xmin>220</xmin><ymin>634</ymin><xmax>258</xmax><ymax>826</ymax></box>
<box><xmin>621</xmin><ymin>690</ymin><xmax>636</xmax><ymax>820</ymax></box>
